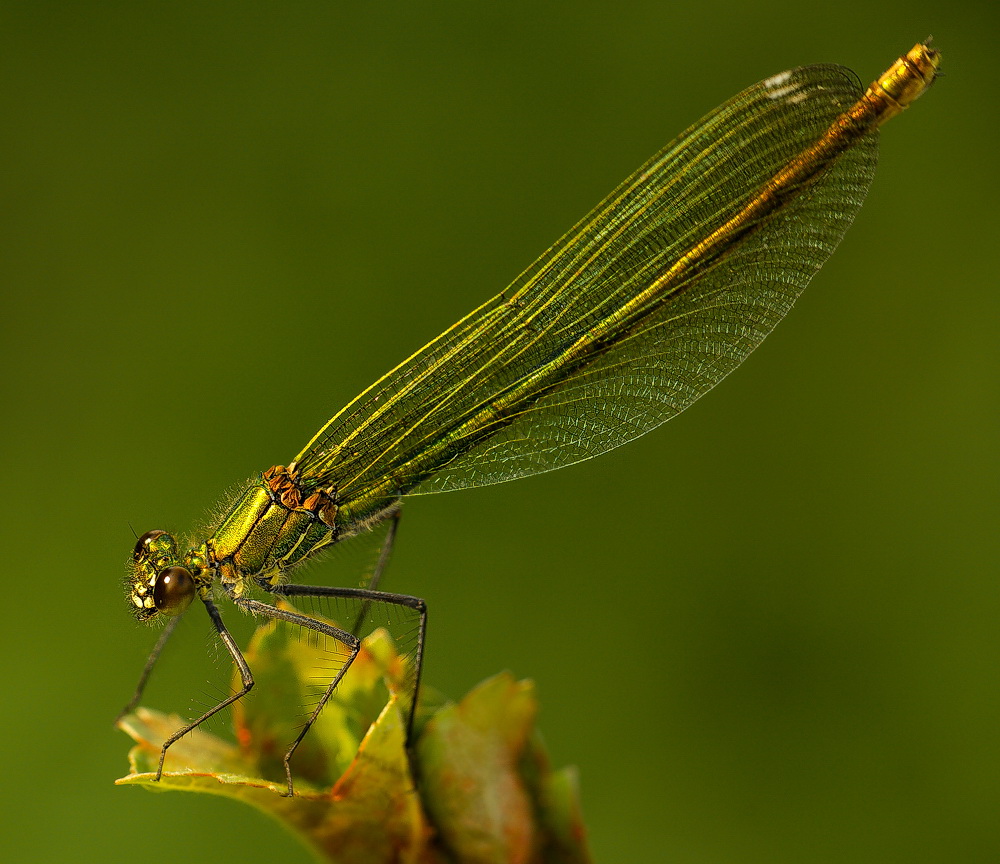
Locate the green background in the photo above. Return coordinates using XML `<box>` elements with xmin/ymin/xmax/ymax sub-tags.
<box><xmin>2</xmin><ymin>2</ymin><xmax>996</xmax><ymax>862</ymax></box>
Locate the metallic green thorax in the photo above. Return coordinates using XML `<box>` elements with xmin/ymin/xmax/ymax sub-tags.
<box><xmin>208</xmin><ymin>465</ymin><xmax>342</xmax><ymax>592</ymax></box>
<box><xmin>127</xmin><ymin>465</ymin><xmax>347</xmax><ymax>620</ymax></box>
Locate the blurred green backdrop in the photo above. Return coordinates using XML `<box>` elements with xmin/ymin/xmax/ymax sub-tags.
<box><xmin>2</xmin><ymin>2</ymin><xmax>996</xmax><ymax>862</ymax></box>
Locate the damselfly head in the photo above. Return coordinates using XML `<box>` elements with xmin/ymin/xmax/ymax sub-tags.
<box><xmin>127</xmin><ymin>529</ymin><xmax>196</xmax><ymax>621</ymax></box>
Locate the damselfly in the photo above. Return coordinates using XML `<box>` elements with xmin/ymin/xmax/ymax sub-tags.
<box><xmin>122</xmin><ymin>43</ymin><xmax>940</xmax><ymax>795</ymax></box>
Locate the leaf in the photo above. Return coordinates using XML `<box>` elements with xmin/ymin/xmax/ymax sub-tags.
<box><xmin>117</xmin><ymin>609</ymin><xmax>591</xmax><ymax>864</ymax></box>
<box><xmin>417</xmin><ymin>675</ymin><xmax>591</xmax><ymax>864</ymax></box>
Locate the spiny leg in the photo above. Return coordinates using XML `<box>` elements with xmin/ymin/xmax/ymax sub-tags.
<box><xmin>236</xmin><ymin>597</ymin><xmax>361</xmax><ymax>797</ymax></box>
<box><xmin>350</xmin><ymin>508</ymin><xmax>401</xmax><ymax>635</ymax></box>
<box><xmin>266</xmin><ymin>581</ymin><xmax>427</xmax><ymax>748</ymax></box>
<box><xmin>155</xmin><ymin>598</ymin><xmax>254</xmax><ymax>781</ymax></box>
<box><xmin>116</xmin><ymin>612</ymin><xmax>183</xmax><ymax>724</ymax></box>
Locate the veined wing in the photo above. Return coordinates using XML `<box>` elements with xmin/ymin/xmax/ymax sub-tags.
<box><xmin>293</xmin><ymin>64</ymin><xmax>876</xmax><ymax>514</ymax></box>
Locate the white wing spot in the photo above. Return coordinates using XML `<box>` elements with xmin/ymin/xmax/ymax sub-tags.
<box><xmin>763</xmin><ymin>69</ymin><xmax>808</xmax><ymax>103</ymax></box>
<box><xmin>762</xmin><ymin>70</ymin><xmax>792</xmax><ymax>91</ymax></box>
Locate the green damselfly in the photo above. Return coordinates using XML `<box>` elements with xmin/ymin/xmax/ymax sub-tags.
<box><xmin>122</xmin><ymin>43</ymin><xmax>940</xmax><ymax>795</ymax></box>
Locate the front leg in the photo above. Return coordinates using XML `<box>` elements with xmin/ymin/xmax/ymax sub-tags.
<box><xmin>116</xmin><ymin>612</ymin><xmax>183</xmax><ymax>724</ymax></box>
<box><xmin>155</xmin><ymin>598</ymin><xmax>254</xmax><ymax>782</ymax></box>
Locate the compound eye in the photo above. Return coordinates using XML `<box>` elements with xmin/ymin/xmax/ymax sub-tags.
<box><xmin>152</xmin><ymin>567</ymin><xmax>196</xmax><ymax>615</ymax></box>
<box><xmin>133</xmin><ymin>529</ymin><xmax>167</xmax><ymax>561</ymax></box>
